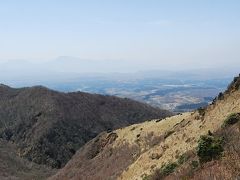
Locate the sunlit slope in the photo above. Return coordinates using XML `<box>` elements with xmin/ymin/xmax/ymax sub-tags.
<box><xmin>50</xmin><ymin>75</ymin><xmax>240</xmax><ymax>180</ymax></box>
<box><xmin>119</xmin><ymin>83</ymin><xmax>240</xmax><ymax>179</ymax></box>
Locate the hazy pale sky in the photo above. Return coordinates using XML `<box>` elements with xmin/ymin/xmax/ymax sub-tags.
<box><xmin>1</xmin><ymin>0</ymin><xmax>240</xmax><ymax>70</ymax></box>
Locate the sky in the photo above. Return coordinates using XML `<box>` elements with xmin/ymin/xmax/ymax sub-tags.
<box><xmin>0</xmin><ymin>0</ymin><xmax>240</xmax><ymax>71</ymax></box>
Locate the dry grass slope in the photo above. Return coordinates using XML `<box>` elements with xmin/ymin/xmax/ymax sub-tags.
<box><xmin>50</xmin><ymin>74</ymin><xmax>240</xmax><ymax>180</ymax></box>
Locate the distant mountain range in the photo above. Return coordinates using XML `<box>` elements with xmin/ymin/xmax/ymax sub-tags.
<box><xmin>1</xmin><ymin>57</ymin><xmax>237</xmax><ymax>112</ymax></box>
<box><xmin>0</xmin><ymin>56</ymin><xmax>239</xmax><ymax>86</ymax></box>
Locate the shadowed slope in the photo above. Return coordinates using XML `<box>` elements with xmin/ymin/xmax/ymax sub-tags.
<box><xmin>0</xmin><ymin>85</ymin><xmax>171</xmax><ymax>169</ymax></box>
<box><xmin>0</xmin><ymin>139</ymin><xmax>56</xmax><ymax>180</ymax></box>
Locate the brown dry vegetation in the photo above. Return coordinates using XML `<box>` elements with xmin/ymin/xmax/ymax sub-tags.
<box><xmin>50</xmin><ymin>75</ymin><xmax>240</xmax><ymax>180</ymax></box>
<box><xmin>160</xmin><ymin>120</ymin><xmax>240</xmax><ymax>180</ymax></box>
<box><xmin>50</xmin><ymin>132</ymin><xmax>141</xmax><ymax>180</ymax></box>
<box><xmin>0</xmin><ymin>139</ymin><xmax>56</xmax><ymax>180</ymax></box>
<box><xmin>0</xmin><ymin>84</ymin><xmax>171</xmax><ymax>169</ymax></box>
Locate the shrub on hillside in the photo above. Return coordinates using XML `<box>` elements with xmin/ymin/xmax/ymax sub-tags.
<box><xmin>217</xmin><ymin>92</ymin><xmax>224</xmax><ymax>100</ymax></box>
<box><xmin>197</xmin><ymin>107</ymin><xmax>205</xmax><ymax>117</ymax></box>
<box><xmin>222</xmin><ymin>113</ymin><xmax>240</xmax><ymax>128</ymax></box>
<box><xmin>141</xmin><ymin>174</ymin><xmax>151</xmax><ymax>180</ymax></box>
<box><xmin>191</xmin><ymin>160</ymin><xmax>199</xmax><ymax>169</ymax></box>
<box><xmin>151</xmin><ymin>162</ymin><xmax>178</xmax><ymax>179</ymax></box>
<box><xmin>196</xmin><ymin>135</ymin><xmax>223</xmax><ymax>163</ymax></box>
<box><xmin>177</xmin><ymin>153</ymin><xmax>190</xmax><ymax>165</ymax></box>
<box><xmin>160</xmin><ymin>162</ymin><xmax>178</xmax><ymax>176</ymax></box>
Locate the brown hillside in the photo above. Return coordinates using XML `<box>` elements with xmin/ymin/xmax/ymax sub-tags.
<box><xmin>0</xmin><ymin>85</ymin><xmax>171</xmax><ymax>169</ymax></box>
<box><xmin>0</xmin><ymin>139</ymin><xmax>55</xmax><ymax>180</ymax></box>
<box><xmin>50</xmin><ymin>74</ymin><xmax>240</xmax><ymax>180</ymax></box>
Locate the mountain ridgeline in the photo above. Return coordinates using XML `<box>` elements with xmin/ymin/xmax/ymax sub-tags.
<box><xmin>0</xmin><ymin>84</ymin><xmax>171</xmax><ymax>168</ymax></box>
<box><xmin>0</xmin><ymin>74</ymin><xmax>239</xmax><ymax>180</ymax></box>
<box><xmin>51</xmin><ymin>74</ymin><xmax>240</xmax><ymax>180</ymax></box>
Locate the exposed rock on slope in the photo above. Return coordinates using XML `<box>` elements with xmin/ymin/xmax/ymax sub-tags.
<box><xmin>0</xmin><ymin>85</ymin><xmax>171</xmax><ymax>168</ymax></box>
<box><xmin>50</xmin><ymin>74</ymin><xmax>240</xmax><ymax>180</ymax></box>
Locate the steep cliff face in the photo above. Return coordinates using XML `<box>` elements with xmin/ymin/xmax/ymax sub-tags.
<box><xmin>0</xmin><ymin>85</ymin><xmax>171</xmax><ymax>168</ymax></box>
<box><xmin>50</xmin><ymin>75</ymin><xmax>240</xmax><ymax>180</ymax></box>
